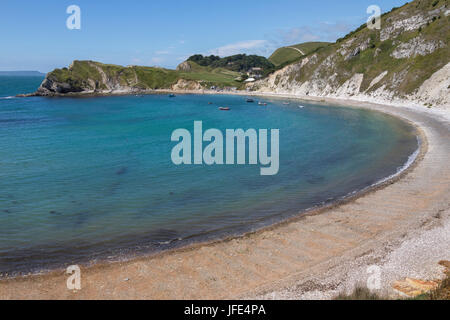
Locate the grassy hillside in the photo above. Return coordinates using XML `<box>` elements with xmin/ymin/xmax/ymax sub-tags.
<box><xmin>39</xmin><ymin>59</ymin><xmax>244</xmax><ymax>95</ymax></box>
<box><xmin>269</xmin><ymin>42</ymin><xmax>330</xmax><ymax>66</ymax></box>
<box><xmin>332</xmin><ymin>0</ymin><xmax>448</xmax><ymax>94</ymax></box>
<box><xmin>257</xmin><ymin>0</ymin><xmax>449</xmax><ymax>106</ymax></box>
<box><xmin>178</xmin><ymin>61</ymin><xmax>242</xmax><ymax>87</ymax></box>
<box><xmin>49</xmin><ymin>61</ymin><xmax>180</xmax><ymax>91</ymax></box>
<box><xmin>38</xmin><ymin>0</ymin><xmax>448</xmax><ymax>100</ymax></box>
<box><xmin>187</xmin><ymin>54</ymin><xmax>275</xmax><ymax>74</ymax></box>
<box><xmin>297</xmin><ymin>0</ymin><xmax>449</xmax><ymax>94</ymax></box>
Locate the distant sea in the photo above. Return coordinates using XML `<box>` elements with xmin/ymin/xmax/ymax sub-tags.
<box><xmin>0</xmin><ymin>71</ymin><xmax>45</xmax><ymax>77</ymax></box>
<box><xmin>0</xmin><ymin>76</ymin><xmax>419</xmax><ymax>275</ymax></box>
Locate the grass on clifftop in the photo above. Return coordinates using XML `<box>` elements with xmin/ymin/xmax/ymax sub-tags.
<box><xmin>178</xmin><ymin>61</ymin><xmax>242</xmax><ymax>88</ymax></box>
<box><xmin>48</xmin><ymin>61</ymin><xmax>104</xmax><ymax>91</ymax></box>
<box><xmin>282</xmin><ymin>0</ymin><xmax>450</xmax><ymax>97</ymax></box>
<box><xmin>47</xmin><ymin>60</ymin><xmax>244</xmax><ymax>91</ymax></box>
<box><xmin>269</xmin><ymin>42</ymin><xmax>330</xmax><ymax>66</ymax></box>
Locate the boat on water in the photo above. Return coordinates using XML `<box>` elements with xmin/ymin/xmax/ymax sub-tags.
<box><xmin>299</xmin><ymin>105</ymin><xmax>305</xmax><ymax>109</ymax></box>
<box><xmin>219</xmin><ymin>107</ymin><xmax>231</xmax><ymax>111</ymax></box>
<box><xmin>246</xmin><ymin>98</ymin><xmax>255</xmax><ymax>103</ymax></box>
<box><xmin>168</xmin><ymin>94</ymin><xmax>176</xmax><ymax>98</ymax></box>
<box><xmin>258</xmin><ymin>102</ymin><xmax>267</xmax><ymax>106</ymax></box>
<box><xmin>283</xmin><ymin>102</ymin><xmax>290</xmax><ymax>105</ymax></box>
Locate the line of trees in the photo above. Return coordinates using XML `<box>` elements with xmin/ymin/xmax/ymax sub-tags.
<box><xmin>188</xmin><ymin>54</ymin><xmax>275</xmax><ymax>75</ymax></box>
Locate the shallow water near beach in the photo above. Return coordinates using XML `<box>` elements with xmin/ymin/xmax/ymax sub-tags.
<box><xmin>0</xmin><ymin>77</ymin><xmax>418</xmax><ymax>275</ymax></box>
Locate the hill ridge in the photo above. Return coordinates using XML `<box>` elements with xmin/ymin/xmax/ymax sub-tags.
<box><xmin>252</xmin><ymin>0</ymin><xmax>449</xmax><ymax>109</ymax></box>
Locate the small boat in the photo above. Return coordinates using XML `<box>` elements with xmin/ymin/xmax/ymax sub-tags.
<box><xmin>298</xmin><ymin>105</ymin><xmax>305</xmax><ymax>109</ymax></box>
<box><xmin>246</xmin><ymin>98</ymin><xmax>255</xmax><ymax>103</ymax></box>
<box><xmin>258</xmin><ymin>102</ymin><xmax>267</xmax><ymax>106</ymax></box>
<box><xmin>283</xmin><ymin>102</ymin><xmax>290</xmax><ymax>105</ymax></box>
<box><xmin>168</xmin><ymin>94</ymin><xmax>176</xmax><ymax>98</ymax></box>
<box><xmin>219</xmin><ymin>107</ymin><xmax>230</xmax><ymax>111</ymax></box>
<box><xmin>208</xmin><ymin>102</ymin><xmax>213</xmax><ymax>105</ymax></box>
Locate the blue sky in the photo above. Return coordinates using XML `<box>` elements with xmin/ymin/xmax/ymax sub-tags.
<box><xmin>0</xmin><ymin>0</ymin><xmax>408</xmax><ymax>72</ymax></box>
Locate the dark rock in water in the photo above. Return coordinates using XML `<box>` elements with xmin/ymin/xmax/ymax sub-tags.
<box><xmin>116</xmin><ymin>167</ymin><xmax>128</xmax><ymax>176</ymax></box>
<box><xmin>4</xmin><ymin>210</ymin><xmax>11</xmax><ymax>214</ymax></box>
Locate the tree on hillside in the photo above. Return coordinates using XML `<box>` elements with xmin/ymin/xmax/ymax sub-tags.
<box><xmin>187</xmin><ymin>54</ymin><xmax>275</xmax><ymax>74</ymax></box>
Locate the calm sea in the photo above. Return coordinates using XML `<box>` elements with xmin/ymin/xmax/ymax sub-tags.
<box><xmin>0</xmin><ymin>76</ymin><xmax>418</xmax><ymax>275</ymax></box>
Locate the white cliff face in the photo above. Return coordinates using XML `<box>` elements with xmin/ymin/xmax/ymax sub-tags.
<box><xmin>251</xmin><ymin>1</ymin><xmax>449</xmax><ymax>110</ymax></box>
<box><xmin>253</xmin><ymin>58</ymin><xmax>449</xmax><ymax>109</ymax></box>
<box><xmin>88</xmin><ymin>62</ymin><xmax>137</xmax><ymax>93</ymax></box>
<box><xmin>391</xmin><ymin>37</ymin><xmax>445</xmax><ymax>59</ymax></box>
<box><xmin>334</xmin><ymin>74</ymin><xmax>364</xmax><ymax>97</ymax></box>
<box><xmin>415</xmin><ymin>62</ymin><xmax>450</xmax><ymax>106</ymax></box>
<box><xmin>381</xmin><ymin>14</ymin><xmax>428</xmax><ymax>41</ymax></box>
<box><xmin>171</xmin><ymin>79</ymin><xmax>203</xmax><ymax>91</ymax></box>
<box><xmin>367</xmin><ymin>71</ymin><xmax>388</xmax><ymax>90</ymax></box>
<box><xmin>380</xmin><ymin>5</ymin><xmax>446</xmax><ymax>41</ymax></box>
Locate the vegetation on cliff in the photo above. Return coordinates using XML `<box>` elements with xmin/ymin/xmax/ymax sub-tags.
<box><xmin>268</xmin><ymin>42</ymin><xmax>330</xmax><ymax>66</ymax></box>
<box><xmin>187</xmin><ymin>54</ymin><xmax>275</xmax><ymax>75</ymax></box>
<box><xmin>37</xmin><ymin>60</ymin><xmax>244</xmax><ymax>95</ymax></box>
<box><xmin>37</xmin><ymin>51</ymin><xmax>281</xmax><ymax>95</ymax></box>
<box><xmin>35</xmin><ymin>0</ymin><xmax>448</xmax><ymax>102</ymax></box>
<box><xmin>254</xmin><ymin>0</ymin><xmax>449</xmax><ymax>107</ymax></box>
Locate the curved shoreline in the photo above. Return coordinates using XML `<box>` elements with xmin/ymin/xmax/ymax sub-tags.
<box><xmin>0</xmin><ymin>97</ymin><xmax>420</xmax><ymax>277</ymax></box>
<box><xmin>0</xmin><ymin>96</ymin><xmax>420</xmax><ymax>279</ymax></box>
<box><xmin>1</xmin><ymin>96</ymin><xmax>449</xmax><ymax>300</ymax></box>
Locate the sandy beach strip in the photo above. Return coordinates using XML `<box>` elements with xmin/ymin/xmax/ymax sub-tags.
<box><xmin>0</xmin><ymin>96</ymin><xmax>449</xmax><ymax>300</ymax></box>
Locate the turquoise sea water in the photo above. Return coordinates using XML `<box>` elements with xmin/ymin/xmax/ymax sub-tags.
<box><xmin>0</xmin><ymin>76</ymin><xmax>418</xmax><ymax>275</ymax></box>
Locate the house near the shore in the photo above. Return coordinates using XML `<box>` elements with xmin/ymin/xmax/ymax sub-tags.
<box><xmin>249</xmin><ymin>67</ymin><xmax>262</xmax><ymax>73</ymax></box>
<box><xmin>247</xmin><ymin>67</ymin><xmax>263</xmax><ymax>79</ymax></box>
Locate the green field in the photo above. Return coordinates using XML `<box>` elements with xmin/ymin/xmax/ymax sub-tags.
<box><xmin>269</xmin><ymin>42</ymin><xmax>330</xmax><ymax>66</ymax></box>
<box><xmin>178</xmin><ymin>61</ymin><xmax>242</xmax><ymax>87</ymax></box>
